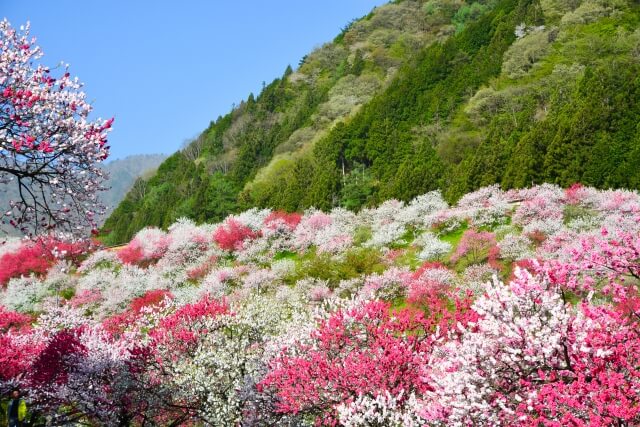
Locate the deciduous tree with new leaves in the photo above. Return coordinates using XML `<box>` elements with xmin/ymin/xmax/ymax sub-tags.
<box><xmin>0</xmin><ymin>20</ymin><xmax>112</xmax><ymax>236</ymax></box>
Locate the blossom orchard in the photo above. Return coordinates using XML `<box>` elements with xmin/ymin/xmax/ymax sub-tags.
<box><xmin>0</xmin><ymin>184</ymin><xmax>639</xmax><ymax>425</ymax></box>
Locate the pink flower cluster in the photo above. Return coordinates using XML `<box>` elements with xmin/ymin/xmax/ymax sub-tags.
<box><xmin>0</xmin><ymin>237</ymin><xmax>92</xmax><ymax>285</ymax></box>
<box><xmin>213</xmin><ymin>218</ymin><xmax>260</xmax><ymax>251</ymax></box>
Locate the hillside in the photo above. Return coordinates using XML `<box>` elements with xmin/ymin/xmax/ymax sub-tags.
<box><xmin>103</xmin><ymin>0</ymin><xmax>640</xmax><ymax>245</ymax></box>
<box><xmin>2</xmin><ymin>184</ymin><xmax>640</xmax><ymax>424</ymax></box>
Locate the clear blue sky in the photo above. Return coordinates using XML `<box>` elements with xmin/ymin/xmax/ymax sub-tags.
<box><xmin>3</xmin><ymin>1</ymin><xmax>387</xmax><ymax>160</ymax></box>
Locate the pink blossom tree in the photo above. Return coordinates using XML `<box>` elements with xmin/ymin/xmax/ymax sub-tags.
<box><xmin>450</xmin><ymin>229</ymin><xmax>499</xmax><ymax>266</ymax></box>
<box><xmin>260</xmin><ymin>298</ymin><xmax>475</xmax><ymax>425</ymax></box>
<box><xmin>425</xmin><ymin>269</ymin><xmax>640</xmax><ymax>426</ymax></box>
<box><xmin>0</xmin><ymin>20</ymin><xmax>112</xmax><ymax>236</ymax></box>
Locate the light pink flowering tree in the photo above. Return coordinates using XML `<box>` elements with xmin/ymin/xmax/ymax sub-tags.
<box><xmin>0</xmin><ymin>20</ymin><xmax>112</xmax><ymax>236</ymax></box>
<box><xmin>425</xmin><ymin>269</ymin><xmax>640</xmax><ymax>426</ymax></box>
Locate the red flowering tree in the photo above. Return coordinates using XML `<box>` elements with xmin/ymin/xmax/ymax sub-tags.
<box><xmin>0</xmin><ymin>20</ymin><xmax>112</xmax><ymax>236</ymax></box>
<box><xmin>0</xmin><ymin>236</ymin><xmax>93</xmax><ymax>286</ymax></box>
<box><xmin>264</xmin><ymin>211</ymin><xmax>302</xmax><ymax>230</ymax></box>
<box><xmin>213</xmin><ymin>218</ymin><xmax>259</xmax><ymax>251</ymax></box>
<box><xmin>260</xmin><ymin>299</ymin><xmax>475</xmax><ymax>425</ymax></box>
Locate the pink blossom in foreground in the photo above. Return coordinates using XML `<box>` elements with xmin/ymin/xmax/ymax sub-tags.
<box><xmin>0</xmin><ymin>20</ymin><xmax>112</xmax><ymax>235</ymax></box>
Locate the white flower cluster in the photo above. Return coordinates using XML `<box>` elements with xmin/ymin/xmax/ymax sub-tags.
<box><xmin>0</xmin><ymin>238</ymin><xmax>25</xmax><ymax>258</ymax></box>
<box><xmin>458</xmin><ymin>264</ymin><xmax>497</xmax><ymax>294</ymax></box>
<box><xmin>360</xmin><ymin>267</ymin><xmax>409</xmax><ymax>300</ymax></box>
<box><xmin>456</xmin><ymin>184</ymin><xmax>510</xmax><ymax>227</ymax></box>
<box><xmin>77</xmin><ymin>249</ymin><xmax>119</xmax><ymax>272</ymax></box>
<box><xmin>396</xmin><ymin>191</ymin><xmax>448</xmax><ymax>228</ymax></box>
<box><xmin>131</xmin><ymin>227</ymin><xmax>169</xmax><ymax>258</ymax></box>
<box><xmin>428</xmin><ymin>270</ymin><xmax>571</xmax><ymax>424</ymax></box>
<box><xmin>2</xmin><ymin>276</ymin><xmax>53</xmax><ymax>312</ymax></box>
<box><xmin>315</xmin><ymin>208</ymin><xmax>358</xmax><ymax>253</ymax></box>
<box><xmin>415</xmin><ymin>232</ymin><xmax>452</xmax><ymax>261</ymax></box>
<box><xmin>234</xmin><ymin>208</ymin><xmax>271</xmax><ymax>231</ymax></box>
<box><xmin>362</xmin><ymin>199</ymin><xmax>407</xmax><ymax>247</ymax></box>
<box><xmin>514</xmin><ymin>22</ymin><xmax>545</xmax><ymax>38</ymax></box>
<box><xmin>337</xmin><ymin>391</ymin><xmax>425</xmax><ymax>427</ymax></box>
<box><xmin>497</xmin><ymin>233</ymin><xmax>533</xmax><ymax>261</ymax></box>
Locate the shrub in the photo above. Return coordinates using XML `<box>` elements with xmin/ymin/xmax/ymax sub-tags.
<box><xmin>213</xmin><ymin>219</ymin><xmax>259</xmax><ymax>251</ymax></box>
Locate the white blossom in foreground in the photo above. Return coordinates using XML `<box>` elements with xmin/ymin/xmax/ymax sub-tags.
<box><xmin>337</xmin><ymin>391</ymin><xmax>425</xmax><ymax>427</ymax></box>
<box><xmin>426</xmin><ymin>269</ymin><xmax>571</xmax><ymax>425</ymax></box>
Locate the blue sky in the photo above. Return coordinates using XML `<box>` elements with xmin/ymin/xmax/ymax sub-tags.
<box><xmin>3</xmin><ymin>1</ymin><xmax>387</xmax><ymax>160</ymax></box>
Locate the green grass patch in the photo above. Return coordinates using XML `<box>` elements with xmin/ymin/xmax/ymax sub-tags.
<box><xmin>563</xmin><ymin>204</ymin><xmax>597</xmax><ymax>225</ymax></box>
<box><xmin>294</xmin><ymin>247</ymin><xmax>386</xmax><ymax>287</ymax></box>
<box><xmin>392</xmin><ymin>246</ymin><xmax>422</xmax><ymax>270</ymax></box>
<box><xmin>353</xmin><ymin>225</ymin><xmax>373</xmax><ymax>246</ymax></box>
<box><xmin>274</xmin><ymin>250</ymin><xmax>298</xmax><ymax>261</ymax></box>
<box><xmin>439</xmin><ymin>222</ymin><xmax>468</xmax><ymax>248</ymax></box>
<box><xmin>59</xmin><ymin>287</ymin><xmax>76</xmax><ymax>300</ymax></box>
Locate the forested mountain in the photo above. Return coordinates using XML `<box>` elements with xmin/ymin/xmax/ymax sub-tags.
<box><xmin>102</xmin><ymin>0</ymin><xmax>640</xmax><ymax>244</ymax></box>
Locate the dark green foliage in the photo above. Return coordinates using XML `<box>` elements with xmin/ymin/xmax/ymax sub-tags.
<box><xmin>269</xmin><ymin>0</ymin><xmax>528</xmax><ymax>208</ymax></box>
<box><xmin>452</xmin><ymin>1</ymin><xmax>494</xmax><ymax>32</ymax></box>
<box><xmin>340</xmin><ymin>163</ymin><xmax>377</xmax><ymax>210</ymax></box>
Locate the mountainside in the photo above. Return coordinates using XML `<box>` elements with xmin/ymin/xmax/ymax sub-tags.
<box><xmin>103</xmin><ymin>0</ymin><xmax>640</xmax><ymax>244</ymax></box>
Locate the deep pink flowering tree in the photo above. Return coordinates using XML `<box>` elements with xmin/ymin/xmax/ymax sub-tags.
<box><xmin>213</xmin><ymin>218</ymin><xmax>259</xmax><ymax>251</ymax></box>
<box><xmin>150</xmin><ymin>295</ymin><xmax>229</xmax><ymax>349</ymax></box>
<box><xmin>0</xmin><ymin>20</ymin><xmax>112</xmax><ymax>236</ymax></box>
<box><xmin>260</xmin><ymin>299</ymin><xmax>476</xmax><ymax>425</ymax></box>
